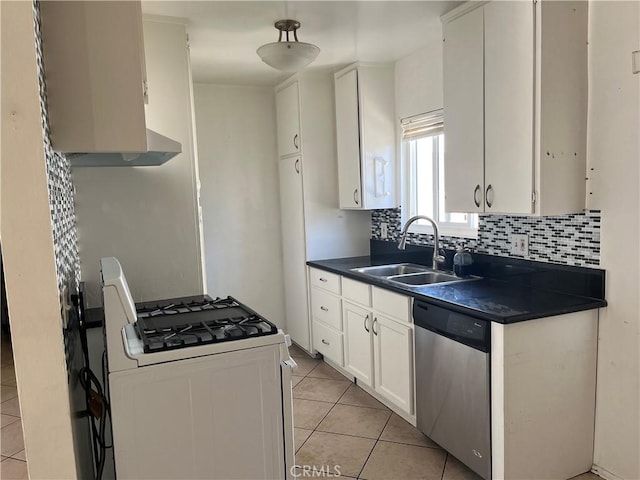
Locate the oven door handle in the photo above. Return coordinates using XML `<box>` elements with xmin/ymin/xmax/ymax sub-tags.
<box><xmin>280</xmin><ymin>346</ymin><xmax>296</xmax><ymax>479</ymax></box>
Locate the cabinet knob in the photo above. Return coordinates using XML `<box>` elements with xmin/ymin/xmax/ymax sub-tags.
<box><xmin>293</xmin><ymin>134</ymin><xmax>299</xmax><ymax>150</ymax></box>
<box><xmin>364</xmin><ymin>314</ymin><xmax>370</xmax><ymax>333</ymax></box>
<box><xmin>320</xmin><ymin>306</ymin><xmax>328</xmax><ymax>312</ymax></box>
<box><xmin>372</xmin><ymin>317</ymin><xmax>378</xmax><ymax>336</ymax></box>
<box><xmin>321</xmin><ymin>339</ymin><xmax>330</xmax><ymax>345</ymax></box>
<box><xmin>474</xmin><ymin>184</ymin><xmax>481</xmax><ymax>208</ymax></box>
<box><xmin>353</xmin><ymin>188</ymin><xmax>359</xmax><ymax>206</ymax></box>
<box><xmin>294</xmin><ymin>158</ymin><xmax>300</xmax><ymax>174</ymax></box>
<box><xmin>319</xmin><ymin>278</ymin><xmax>327</xmax><ymax>283</ymax></box>
<box><xmin>485</xmin><ymin>184</ymin><xmax>494</xmax><ymax>208</ymax></box>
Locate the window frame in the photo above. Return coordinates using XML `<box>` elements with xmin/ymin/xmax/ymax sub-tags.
<box><xmin>401</xmin><ymin>110</ymin><xmax>478</xmax><ymax>239</ymax></box>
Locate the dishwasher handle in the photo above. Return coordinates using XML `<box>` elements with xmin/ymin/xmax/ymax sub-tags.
<box><xmin>413</xmin><ymin>301</ymin><xmax>490</xmax><ymax>353</ymax></box>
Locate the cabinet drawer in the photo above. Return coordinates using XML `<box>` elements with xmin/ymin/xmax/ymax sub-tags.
<box><xmin>310</xmin><ymin>288</ymin><xmax>342</xmax><ymax>330</ymax></box>
<box><xmin>309</xmin><ymin>268</ymin><xmax>341</xmax><ymax>294</ymax></box>
<box><xmin>342</xmin><ymin>277</ymin><xmax>372</xmax><ymax>307</ymax></box>
<box><xmin>312</xmin><ymin>321</ymin><xmax>343</xmax><ymax>366</ymax></box>
<box><xmin>372</xmin><ymin>287</ymin><xmax>411</xmax><ymax>324</ymax></box>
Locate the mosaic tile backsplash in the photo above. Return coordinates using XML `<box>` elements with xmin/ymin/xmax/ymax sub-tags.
<box><xmin>371</xmin><ymin>207</ymin><xmax>600</xmax><ymax>267</ymax></box>
<box><xmin>34</xmin><ymin>1</ymin><xmax>82</xmax><ymax>378</ymax></box>
<box><xmin>34</xmin><ymin>0</ymin><xmax>81</xmax><ymax>294</ymax></box>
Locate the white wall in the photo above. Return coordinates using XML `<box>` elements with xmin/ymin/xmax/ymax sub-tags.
<box><xmin>193</xmin><ymin>84</ymin><xmax>285</xmax><ymax>328</ymax></box>
<box><xmin>73</xmin><ymin>19</ymin><xmax>204</xmax><ymax>308</ymax></box>
<box><xmin>0</xmin><ymin>2</ymin><xmax>77</xmax><ymax>476</ymax></box>
<box><xmin>394</xmin><ymin>34</ymin><xmax>445</xmax><ymax>217</ymax></box>
<box><xmin>395</xmin><ymin>44</ymin><xmax>444</xmax><ymax>119</ymax></box>
<box><xmin>588</xmin><ymin>2</ymin><xmax>640</xmax><ymax>479</ymax></box>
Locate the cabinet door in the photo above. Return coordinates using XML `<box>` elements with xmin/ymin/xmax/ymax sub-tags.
<box><xmin>343</xmin><ymin>301</ymin><xmax>373</xmax><ymax>387</ymax></box>
<box><xmin>279</xmin><ymin>156</ymin><xmax>310</xmax><ymax>350</ymax></box>
<box><xmin>276</xmin><ymin>81</ymin><xmax>301</xmax><ymax>157</ymax></box>
<box><xmin>443</xmin><ymin>7</ymin><xmax>485</xmax><ymax>213</ymax></box>
<box><xmin>373</xmin><ymin>315</ymin><xmax>414</xmax><ymax>415</ymax></box>
<box><xmin>358</xmin><ymin>66</ymin><xmax>396</xmax><ymax>210</ymax></box>
<box><xmin>335</xmin><ymin>69</ymin><xmax>363</xmax><ymax>209</ymax></box>
<box><xmin>484</xmin><ymin>2</ymin><xmax>535</xmax><ymax>214</ymax></box>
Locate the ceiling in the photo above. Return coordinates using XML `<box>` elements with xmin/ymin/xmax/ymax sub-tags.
<box><xmin>141</xmin><ymin>1</ymin><xmax>461</xmax><ymax>86</ymax></box>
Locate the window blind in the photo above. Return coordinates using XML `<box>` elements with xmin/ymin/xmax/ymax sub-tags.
<box><xmin>401</xmin><ymin>110</ymin><xmax>444</xmax><ymax>139</ymax></box>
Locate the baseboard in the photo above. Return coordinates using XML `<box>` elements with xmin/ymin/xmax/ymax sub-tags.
<box><xmin>591</xmin><ymin>464</ymin><xmax>625</xmax><ymax>480</ymax></box>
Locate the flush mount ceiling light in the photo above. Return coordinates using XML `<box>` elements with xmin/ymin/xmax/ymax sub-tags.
<box><xmin>257</xmin><ymin>19</ymin><xmax>320</xmax><ymax>72</ymax></box>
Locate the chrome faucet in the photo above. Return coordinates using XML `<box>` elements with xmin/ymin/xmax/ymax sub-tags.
<box><xmin>397</xmin><ymin>215</ymin><xmax>446</xmax><ymax>270</ymax></box>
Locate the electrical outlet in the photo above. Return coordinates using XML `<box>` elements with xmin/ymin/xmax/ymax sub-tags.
<box><xmin>509</xmin><ymin>234</ymin><xmax>529</xmax><ymax>256</ymax></box>
<box><xmin>380</xmin><ymin>222</ymin><xmax>389</xmax><ymax>239</ymax></box>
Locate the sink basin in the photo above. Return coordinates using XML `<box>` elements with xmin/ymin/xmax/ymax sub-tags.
<box><xmin>351</xmin><ymin>263</ymin><xmax>431</xmax><ymax>277</ymax></box>
<box><xmin>387</xmin><ymin>271</ymin><xmax>461</xmax><ymax>286</ymax></box>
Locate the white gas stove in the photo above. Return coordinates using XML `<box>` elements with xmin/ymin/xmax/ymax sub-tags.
<box><xmin>101</xmin><ymin>257</ymin><xmax>295</xmax><ymax>480</ymax></box>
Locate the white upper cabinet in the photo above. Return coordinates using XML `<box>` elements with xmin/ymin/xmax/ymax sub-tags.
<box><xmin>442</xmin><ymin>1</ymin><xmax>588</xmax><ymax>216</ymax></box>
<box><xmin>334</xmin><ymin>64</ymin><xmax>397</xmax><ymax>210</ymax></box>
<box><xmin>275</xmin><ymin>81</ymin><xmax>301</xmax><ymax>157</ymax></box>
<box><xmin>442</xmin><ymin>7</ymin><xmax>484</xmax><ymax>213</ymax></box>
<box><xmin>484</xmin><ymin>1</ymin><xmax>535</xmax><ymax>214</ymax></box>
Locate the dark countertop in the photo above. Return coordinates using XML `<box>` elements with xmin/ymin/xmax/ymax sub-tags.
<box><xmin>307</xmin><ymin>256</ymin><xmax>606</xmax><ymax>324</ymax></box>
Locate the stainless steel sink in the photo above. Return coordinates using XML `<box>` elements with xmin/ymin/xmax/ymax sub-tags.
<box><xmin>387</xmin><ymin>271</ymin><xmax>460</xmax><ymax>286</ymax></box>
<box><xmin>351</xmin><ymin>263</ymin><xmax>478</xmax><ymax>288</ymax></box>
<box><xmin>351</xmin><ymin>263</ymin><xmax>431</xmax><ymax>277</ymax></box>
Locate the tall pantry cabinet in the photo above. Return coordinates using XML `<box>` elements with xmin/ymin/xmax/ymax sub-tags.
<box><xmin>276</xmin><ymin>72</ymin><xmax>370</xmax><ymax>352</ymax></box>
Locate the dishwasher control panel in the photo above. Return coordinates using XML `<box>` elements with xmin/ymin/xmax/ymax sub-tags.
<box><xmin>413</xmin><ymin>301</ymin><xmax>490</xmax><ymax>352</ymax></box>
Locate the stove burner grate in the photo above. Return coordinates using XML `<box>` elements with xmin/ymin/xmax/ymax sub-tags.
<box><xmin>134</xmin><ymin>296</ymin><xmax>278</xmax><ymax>353</ymax></box>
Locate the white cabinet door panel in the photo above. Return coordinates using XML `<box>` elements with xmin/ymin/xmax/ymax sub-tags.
<box><xmin>343</xmin><ymin>301</ymin><xmax>373</xmax><ymax>387</ymax></box>
<box><xmin>276</xmin><ymin>81</ymin><xmax>301</xmax><ymax>157</ymax></box>
<box><xmin>358</xmin><ymin>67</ymin><xmax>396</xmax><ymax>210</ymax></box>
<box><xmin>373</xmin><ymin>315</ymin><xmax>414</xmax><ymax>415</ymax></box>
<box><xmin>279</xmin><ymin>156</ymin><xmax>310</xmax><ymax>350</ymax></box>
<box><xmin>335</xmin><ymin>69</ymin><xmax>363</xmax><ymax>208</ymax></box>
<box><xmin>484</xmin><ymin>1</ymin><xmax>535</xmax><ymax>214</ymax></box>
<box><xmin>443</xmin><ymin>6</ymin><xmax>485</xmax><ymax>213</ymax></box>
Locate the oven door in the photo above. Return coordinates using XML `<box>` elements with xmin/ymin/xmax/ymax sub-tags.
<box><xmin>280</xmin><ymin>339</ymin><xmax>297</xmax><ymax>480</ymax></box>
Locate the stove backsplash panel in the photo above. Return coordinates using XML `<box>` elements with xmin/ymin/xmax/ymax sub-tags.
<box><xmin>371</xmin><ymin>207</ymin><xmax>600</xmax><ymax>267</ymax></box>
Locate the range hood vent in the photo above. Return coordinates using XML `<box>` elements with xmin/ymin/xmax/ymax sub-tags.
<box><xmin>67</xmin><ymin>129</ymin><xmax>182</xmax><ymax>167</ymax></box>
<box><xmin>40</xmin><ymin>1</ymin><xmax>183</xmax><ymax>168</ymax></box>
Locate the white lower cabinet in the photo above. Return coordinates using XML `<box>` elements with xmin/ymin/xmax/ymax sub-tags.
<box><xmin>373</xmin><ymin>314</ymin><xmax>413</xmax><ymax>414</ymax></box>
<box><xmin>312</xmin><ymin>320</ymin><xmax>343</xmax><ymax>366</ymax></box>
<box><xmin>341</xmin><ymin>281</ymin><xmax>414</xmax><ymax>415</ymax></box>
<box><xmin>309</xmin><ymin>268</ymin><xmax>344</xmax><ymax>366</ymax></box>
<box><xmin>343</xmin><ymin>301</ymin><xmax>374</xmax><ymax>387</ymax></box>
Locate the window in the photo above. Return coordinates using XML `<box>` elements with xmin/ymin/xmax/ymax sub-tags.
<box><xmin>402</xmin><ymin>110</ymin><xmax>477</xmax><ymax>238</ymax></box>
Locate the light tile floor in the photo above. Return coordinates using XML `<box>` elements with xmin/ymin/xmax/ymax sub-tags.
<box><xmin>1</xmin><ymin>332</ymin><xmax>28</xmax><ymax>480</ymax></box>
<box><xmin>289</xmin><ymin>344</ymin><xmax>602</xmax><ymax>480</ymax></box>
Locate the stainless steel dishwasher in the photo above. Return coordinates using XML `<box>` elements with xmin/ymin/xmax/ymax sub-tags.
<box><xmin>414</xmin><ymin>300</ymin><xmax>491</xmax><ymax>480</ymax></box>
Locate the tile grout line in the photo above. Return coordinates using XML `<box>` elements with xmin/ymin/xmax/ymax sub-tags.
<box><xmin>355</xmin><ymin>401</ymin><xmax>394</xmax><ymax>480</ymax></box>
<box><xmin>440</xmin><ymin>452</ymin><xmax>449</xmax><ymax>480</ymax></box>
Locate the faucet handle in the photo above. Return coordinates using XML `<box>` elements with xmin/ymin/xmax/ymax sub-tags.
<box><xmin>435</xmin><ymin>253</ymin><xmax>446</xmax><ymax>264</ymax></box>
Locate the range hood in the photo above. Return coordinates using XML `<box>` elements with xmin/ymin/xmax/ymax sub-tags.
<box><xmin>39</xmin><ymin>1</ymin><xmax>183</xmax><ymax>168</ymax></box>
<box><xmin>67</xmin><ymin>129</ymin><xmax>182</xmax><ymax>167</ymax></box>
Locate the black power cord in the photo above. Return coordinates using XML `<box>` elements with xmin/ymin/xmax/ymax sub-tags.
<box><xmin>72</xmin><ymin>290</ymin><xmax>112</xmax><ymax>480</ymax></box>
<box><xmin>78</xmin><ymin>366</ymin><xmax>111</xmax><ymax>480</ymax></box>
